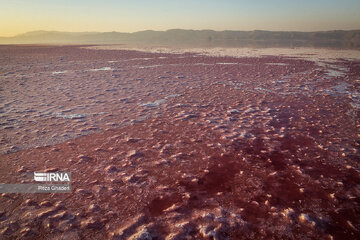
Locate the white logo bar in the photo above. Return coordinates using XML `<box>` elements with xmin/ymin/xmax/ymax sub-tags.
<box><xmin>34</xmin><ymin>172</ymin><xmax>71</xmax><ymax>182</ymax></box>
<box><xmin>34</xmin><ymin>172</ymin><xmax>48</xmax><ymax>181</ymax></box>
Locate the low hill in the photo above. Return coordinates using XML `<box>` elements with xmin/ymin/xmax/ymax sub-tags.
<box><xmin>1</xmin><ymin>29</ymin><xmax>360</xmax><ymax>48</ymax></box>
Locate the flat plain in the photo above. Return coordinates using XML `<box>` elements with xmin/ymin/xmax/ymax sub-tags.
<box><xmin>0</xmin><ymin>45</ymin><xmax>359</xmax><ymax>239</ymax></box>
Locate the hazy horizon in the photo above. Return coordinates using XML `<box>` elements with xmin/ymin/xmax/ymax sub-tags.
<box><xmin>3</xmin><ymin>28</ymin><xmax>360</xmax><ymax>38</ymax></box>
<box><xmin>1</xmin><ymin>0</ymin><xmax>360</xmax><ymax>37</ymax></box>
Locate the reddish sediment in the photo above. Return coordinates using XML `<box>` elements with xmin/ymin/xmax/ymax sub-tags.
<box><xmin>0</xmin><ymin>45</ymin><xmax>359</xmax><ymax>239</ymax></box>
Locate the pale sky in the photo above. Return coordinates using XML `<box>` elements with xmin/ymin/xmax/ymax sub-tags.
<box><xmin>1</xmin><ymin>0</ymin><xmax>359</xmax><ymax>37</ymax></box>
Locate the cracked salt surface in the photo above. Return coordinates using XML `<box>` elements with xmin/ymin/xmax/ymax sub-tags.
<box><xmin>139</xmin><ymin>94</ymin><xmax>182</xmax><ymax>107</ymax></box>
<box><xmin>138</xmin><ymin>65</ymin><xmax>162</xmax><ymax>69</ymax></box>
<box><xmin>0</xmin><ymin>46</ymin><xmax>359</xmax><ymax>240</ymax></box>
<box><xmin>326</xmin><ymin>67</ymin><xmax>348</xmax><ymax>78</ymax></box>
<box><xmin>54</xmin><ymin>113</ymin><xmax>87</xmax><ymax>119</ymax></box>
<box><xmin>316</xmin><ymin>61</ymin><xmax>349</xmax><ymax>78</ymax></box>
<box><xmin>215</xmin><ymin>62</ymin><xmax>238</xmax><ymax>65</ymax></box>
<box><xmin>89</xmin><ymin>67</ymin><xmax>112</xmax><ymax>71</ymax></box>
<box><xmin>52</xmin><ymin>71</ymin><xmax>67</xmax><ymax>75</ymax></box>
<box><xmin>327</xmin><ymin>82</ymin><xmax>360</xmax><ymax>109</ymax></box>
<box><xmin>139</xmin><ymin>99</ymin><xmax>166</xmax><ymax>107</ymax></box>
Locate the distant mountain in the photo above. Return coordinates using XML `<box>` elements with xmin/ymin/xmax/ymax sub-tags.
<box><xmin>1</xmin><ymin>29</ymin><xmax>360</xmax><ymax>49</ymax></box>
